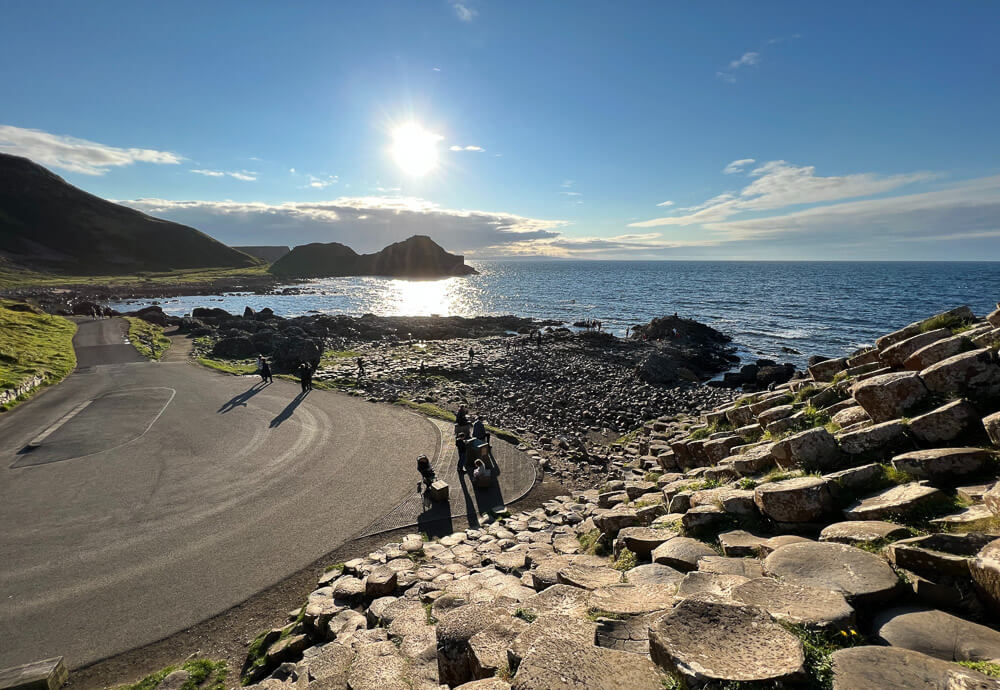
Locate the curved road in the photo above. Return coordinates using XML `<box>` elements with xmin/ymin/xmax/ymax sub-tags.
<box><xmin>0</xmin><ymin>318</ymin><xmax>437</xmax><ymax>669</ymax></box>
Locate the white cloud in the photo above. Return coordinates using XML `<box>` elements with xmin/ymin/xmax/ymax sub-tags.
<box><xmin>289</xmin><ymin>168</ymin><xmax>296</xmax><ymax>173</ymax></box>
<box><xmin>630</xmin><ymin>160</ymin><xmax>936</xmax><ymax>227</ymax></box>
<box><xmin>432</xmin><ymin>67</ymin><xmax>441</xmax><ymax>72</ymax></box>
<box><xmin>119</xmin><ymin>196</ymin><xmax>568</xmax><ymax>256</ymax></box>
<box><xmin>307</xmin><ymin>174</ymin><xmax>338</xmax><ymax>189</ymax></box>
<box><xmin>452</xmin><ymin>2</ymin><xmax>476</xmax><ymax>21</ymax></box>
<box><xmin>449</xmin><ymin>144</ymin><xmax>484</xmax><ymax>152</ymax></box>
<box><xmin>723</xmin><ymin>158</ymin><xmax>755</xmax><ymax>174</ymax></box>
<box><xmin>0</xmin><ymin>124</ymin><xmax>181</xmax><ymax>175</ymax></box>
<box><xmin>561</xmin><ymin>180</ymin><xmax>575</xmax><ymax>188</ymax></box>
<box><xmin>716</xmin><ymin>71</ymin><xmax>736</xmax><ymax>84</ymax></box>
<box><xmin>561</xmin><ymin>191</ymin><xmax>582</xmax><ymax>197</ymax></box>
<box><xmin>729</xmin><ymin>51</ymin><xmax>760</xmax><ymax>69</ymax></box>
<box><xmin>656</xmin><ymin>200</ymin><xmax>674</xmax><ymax>207</ymax></box>
<box><xmin>191</xmin><ymin>168</ymin><xmax>257</xmax><ymax>181</ymax></box>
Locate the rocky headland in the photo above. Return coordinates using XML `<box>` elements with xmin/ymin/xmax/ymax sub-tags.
<box><xmin>268</xmin><ymin>235</ymin><xmax>477</xmax><ymax>279</ymax></box>
<box><xmin>219</xmin><ymin>302</ymin><xmax>1000</xmax><ymax>689</ymax></box>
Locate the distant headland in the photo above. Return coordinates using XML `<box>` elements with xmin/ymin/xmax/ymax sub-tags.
<box><xmin>268</xmin><ymin>235</ymin><xmax>477</xmax><ymax>279</ymax></box>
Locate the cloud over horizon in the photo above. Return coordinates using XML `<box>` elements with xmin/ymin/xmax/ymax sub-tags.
<box><xmin>0</xmin><ymin>124</ymin><xmax>181</xmax><ymax>175</ymax></box>
<box><xmin>120</xmin><ymin>196</ymin><xmax>568</xmax><ymax>256</ymax></box>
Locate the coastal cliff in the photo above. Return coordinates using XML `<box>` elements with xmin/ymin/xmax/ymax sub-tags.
<box><xmin>268</xmin><ymin>235</ymin><xmax>476</xmax><ymax>279</ymax></box>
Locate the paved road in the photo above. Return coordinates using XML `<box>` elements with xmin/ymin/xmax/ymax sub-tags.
<box><xmin>0</xmin><ymin>319</ymin><xmax>438</xmax><ymax>669</ymax></box>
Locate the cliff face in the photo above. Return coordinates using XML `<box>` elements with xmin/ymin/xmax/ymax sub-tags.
<box><xmin>0</xmin><ymin>153</ymin><xmax>260</xmax><ymax>274</ymax></box>
<box><xmin>268</xmin><ymin>235</ymin><xmax>477</xmax><ymax>278</ymax></box>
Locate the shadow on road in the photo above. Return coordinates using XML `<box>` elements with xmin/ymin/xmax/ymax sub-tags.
<box><xmin>269</xmin><ymin>390</ymin><xmax>309</xmax><ymax>428</ymax></box>
<box><xmin>218</xmin><ymin>382</ymin><xmax>270</xmax><ymax>414</ymax></box>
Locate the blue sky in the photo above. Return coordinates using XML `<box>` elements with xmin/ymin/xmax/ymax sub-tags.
<box><xmin>2</xmin><ymin>1</ymin><xmax>999</xmax><ymax>259</ymax></box>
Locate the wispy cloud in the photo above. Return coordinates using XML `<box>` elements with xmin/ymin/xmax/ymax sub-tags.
<box><xmin>0</xmin><ymin>124</ymin><xmax>181</xmax><ymax>175</ymax></box>
<box><xmin>723</xmin><ymin>158</ymin><xmax>755</xmax><ymax>174</ymax></box>
<box><xmin>630</xmin><ymin>160</ymin><xmax>936</xmax><ymax>228</ymax></box>
<box><xmin>729</xmin><ymin>51</ymin><xmax>760</xmax><ymax>69</ymax></box>
<box><xmin>449</xmin><ymin>144</ymin><xmax>484</xmax><ymax>152</ymax></box>
<box><xmin>191</xmin><ymin>168</ymin><xmax>257</xmax><ymax>181</ymax></box>
<box><xmin>452</xmin><ymin>2</ymin><xmax>476</xmax><ymax>21</ymax></box>
<box><xmin>656</xmin><ymin>200</ymin><xmax>674</xmax><ymax>207</ymax></box>
<box><xmin>306</xmin><ymin>174</ymin><xmax>338</xmax><ymax>189</ymax></box>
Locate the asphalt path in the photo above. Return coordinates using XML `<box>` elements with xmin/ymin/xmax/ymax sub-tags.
<box><xmin>0</xmin><ymin>318</ymin><xmax>437</xmax><ymax>669</ymax></box>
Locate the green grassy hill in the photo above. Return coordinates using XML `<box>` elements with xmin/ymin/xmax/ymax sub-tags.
<box><xmin>0</xmin><ymin>299</ymin><xmax>77</xmax><ymax>410</ymax></box>
<box><xmin>0</xmin><ymin>153</ymin><xmax>261</xmax><ymax>274</ymax></box>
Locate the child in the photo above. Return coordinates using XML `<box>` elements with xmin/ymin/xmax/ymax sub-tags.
<box><xmin>417</xmin><ymin>454</ymin><xmax>435</xmax><ymax>487</ymax></box>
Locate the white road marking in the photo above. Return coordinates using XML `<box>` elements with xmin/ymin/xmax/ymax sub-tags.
<box><xmin>28</xmin><ymin>400</ymin><xmax>93</xmax><ymax>447</ymax></box>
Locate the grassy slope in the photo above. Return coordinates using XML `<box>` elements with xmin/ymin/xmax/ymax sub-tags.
<box><xmin>0</xmin><ymin>299</ymin><xmax>77</xmax><ymax>410</ymax></box>
<box><xmin>125</xmin><ymin>317</ymin><xmax>172</xmax><ymax>360</ymax></box>
<box><xmin>0</xmin><ymin>259</ymin><xmax>272</xmax><ymax>289</ymax></box>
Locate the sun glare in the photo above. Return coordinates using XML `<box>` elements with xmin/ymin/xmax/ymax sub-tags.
<box><xmin>391</xmin><ymin>122</ymin><xmax>441</xmax><ymax>176</ymax></box>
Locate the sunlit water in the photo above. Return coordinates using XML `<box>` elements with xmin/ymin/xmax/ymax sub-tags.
<box><xmin>110</xmin><ymin>261</ymin><xmax>1000</xmax><ymax>368</ymax></box>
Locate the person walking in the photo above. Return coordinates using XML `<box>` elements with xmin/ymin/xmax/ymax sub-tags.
<box><xmin>456</xmin><ymin>432</ymin><xmax>469</xmax><ymax>473</ymax></box>
<box><xmin>260</xmin><ymin>358</ymin><xmax>273</xmax><ymax>384</ymax></box>
<box><xmin>298</xmin><ymin>362</ymin><xmax>311</xmax><ymax>393</ymax></box>
<box><xmin>356</xmin><ymin>356</ymin><xmax>365</xmax><ymax>380</ymax></box>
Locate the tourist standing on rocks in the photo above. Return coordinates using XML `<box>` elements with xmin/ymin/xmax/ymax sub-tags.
<box><xmin>260</xmin><ymin>358</ymin><xmax>273</xmax><ymax>384</ymax></box>
<box><xmin>468</xmin><ymin>346</ymin><xmax>475</xmax><ymax>366</ymax></box>
<box><xmin>356</xmin><ymin>357</ymin><xmax>365</xmax><ymax>380</ymax></box>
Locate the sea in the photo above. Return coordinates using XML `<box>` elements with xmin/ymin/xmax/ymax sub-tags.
<box><xmin>110</xmin><ymin>261</ymin><xmax>1000</xmax><ymax>369</ymax></box>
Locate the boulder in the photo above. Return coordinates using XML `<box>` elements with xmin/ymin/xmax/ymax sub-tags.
<box><xmin>365</xmin><ymin>566</ymin><xmax>398</xmax><ymax>597</ymax></box>
<box><xmin>771</xmin><ymin>428</ymin><xmax>843</xmax><ymax>471</ymax></box>
<box><xmin>837</xmin><ymin>420</ymin><xmax>909</xmax><ymax>458</ymax></box>
<box><xmin>648</xmin><ymin>599</ymin><xmax>806</xmax><ymax>686</ymax></box>
<box><xmin>874</xmin><ymin>606</ymin><xmax>1000</xmax><ymax>662</ymax></box>
<box><xmin>985</xmin><ymin>412</ymin><xmax>1000</xmax><ymax>446</ymax></box>
<box><xmin>880</xmin><ymin>328</ymin><xmax>950</xmax><ymax>368</ymax></box>
<box><xmin>904</xmin><ymin>334</ymin><xmax>976</xmax><ymax>370</ymax></box>
<box><xmin>885</xmin><ymin>533</ymin><xmax>995</xmax><ymax>579</ymax></box>
<box><xmin>697</xmin><ymin>556</ymin><xmax>764</xmax><ymax>579</ymax></box>
<box><xmin>908</xmin><ymin>399</ymin><xmax>980</xmax><ymax>444</ymax></box>
<box><xmin>717</xmin><ymin>530</ymin><xmax>769</xmax><ymax>557</ymax></box>
<box><xmin>468</xmin><ymin>617</ymin><xmax>530</xmax><ymax>679</ymax></box>
<box><xmin>731</xmin><ymin>577</ymin><xmax>855</xmax><ymax>630</ymax></box>
<box><xmin>763</xmin><ymin>541</ymin><xmax>900</xmax><ymax>607</ymax></box>
<box><xmin>511</xmin><ymin>634</ymin><xmax>666</xmax><ymax>690</ymax></box>
<box><xmin>614</xmin><ymin>527</ymin><xmax>673</xmax><ymax>557</ymax></box>
<box><xmin>986</xmin><ymin>483</ymin><xmax>1000</xmax><ymax>516</ymax></box>
<box><xmin>832</xmin><ymin>405</ymin><xmax>869</xmax><ymax>428</ymax></box>
<box><xmin>891</xmin><ymin>447</ymin><xmax>991</xmax><ymax>484</ymax></box>
<box><xmin>436</xmin><ymin>604</ymin><xmax>511</xmax><ymax>686</ymax></box>
<box><xmin>970</xmin><ymin>538</ymin><xmax>1000</xmax><ymax>614</ymax></box>
<box><xmin>851</xmin><ymin>372</ymin><xmax>929</xmax><ymax>423</ymax></box>
<box><xmin>921</xmin><ymin>348</ymin><xmax>1000</xmax><ymax>398</ymax></box>
<box><xmin>587</xmin><ymin>582</ymin><xmax>677</xmax><ymax>615</ymax></box>
<box><xmin>830</xmin><ymin>645</ymin><xmax>998</xmax><ymax>690</ymax></box>
<box><xmin>754</xmin><ymin>477</ymin><xmax>834</xmax><ymax>523</ymax></box>
<box><xmin>623</xmin><ymin>563</ymin><xmax>686</xmax><ymax>587</ymax></box>
<box><xmin>675</xmin><ymin>571</ymin><xmax>749</xmax><ymax>599</ymax></box>
<box><xmin>212</xmin><ymin>336</ymin><xmax>257</xmax><ymax>358</ymax></box>
<box><xmin>808</xmin><ymin>357</ymin><xmax>848</xmax><ymax>382</ymax></box>
<box><xmin>819</xmin><ymin>521</ymin><xmax>911</xmax><ymax>545</ymax></box>
<box><xmin>651</xmin><ymin>537</ymin><xmax>716</xmax><ymax>572</ymax></box>
<box><xmin>843</xmin><ymin>482</ymin><xmax>943</xmax><ymax>521</ymax></box>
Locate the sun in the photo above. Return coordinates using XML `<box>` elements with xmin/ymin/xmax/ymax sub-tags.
<box><xmin>391</xmin><ymin>122</ymin><xmax>441</xmax><ymax>176</ymax></box>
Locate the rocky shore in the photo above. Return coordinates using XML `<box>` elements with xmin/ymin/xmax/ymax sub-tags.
<box><xmin>232</xmin><ymin>303</ymin><xmax>1000</xmax><ymax>689</ymax></box>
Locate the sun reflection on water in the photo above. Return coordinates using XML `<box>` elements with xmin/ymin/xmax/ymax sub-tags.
<box><xmin>369</xmin><ymin>277</ymin><xmax>474</xmax><ymax>317</ymax></box>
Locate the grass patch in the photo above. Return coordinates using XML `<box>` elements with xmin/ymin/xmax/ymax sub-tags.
<box><xmin>423</xmin><ymin>601</ymin><xmax>438</xmax><ymax>625</ymax></box>
<box><xmin>0</xmin><ymin>262</ymin><xmax>272</xmax><ymax>289</ymax></box>
<box><xmin>761</xmin><ymin>468</ymin><xmax>800</xmax><ymax>484</ymax></box>
<box><xmin>117</xmin><ymin>659</ymin><xmax>227</xmax><ymax>690</ymax></box>
<box><xmin>831</xmin><ymin>370</ymin><xmax>849</xmax><ymax>384</ymax></box>
<box><xmin>784</xmin><ymin>625</ymin><xmax>865</xmax><ymax>689</ymax></box>
<box><xmin>586</xmin><ymin>608</ymin><xmax>631</xmax><ymax>622</ymax></box>
<box><xmin>513</xmin><ymin>608</ymin><xmax>538</xmax><ymax>624</ymax></box>
<box><xmin>793</xmin><ymin>385</ymin><xmax>819</xmax><ymax>403</ymax></box>
<box><xmin>684</xmin><ymin>478</ymin><xmax>721</xmax><ymax>491</ymax></box>
<box><xmin>495</xmin><ymin>662</ymin><xmax>513</xmax><ymax>681</ymax></box>
<box><xmin>0</xmin><ymin>300</ymin><xmax>77</xmax><ymax>411</ymax></box>
<box><xmin>687</xmin><ymin>419</ymin><xmax>733</xmax><ymax>441</ymax></box>
<box><xmin>578</xmin><ymin>528</ymin><xmax>610</xmax><ymax>557</ymax></box>
<box><xmin>737</xmin><ymin>477</ymin><xmax>759</xmax><ymax>490</ymax></box>
<box><xmin>196</xmin><ymin>357</ymin><xmax>257</xmax><ymax>376</ymax></box>
<box><xmin>644</xmin><ymin>471</ymin><xmax>663</xmax><ymax>483</ymax></box>
<box><xmin>958</xmin><ymin>660</ymin><xmax>1000</xmax><ymax>678</ymax></box>
<box><xmin>323</xmin><ymin>562</ymin><xmax>344</xmax><ymax>573</ymax></box>
<box><xmin>921</xmin><ymin>312</ymin><xmax>974</xmax><ymax>333</ymax></box>
<box><xmin>613</xmin><ymin>547</ymin><xmax>638</xmax><ymax>571</ymax></box>
<box><xmin>125</xmin><ymin>317</ymin><xmax>171</xmax><ymax>360</ymax></box>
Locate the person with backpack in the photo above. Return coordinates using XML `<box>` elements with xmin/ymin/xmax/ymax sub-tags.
<box><xmin>416</xmin><ymin>454</ymin><xmax>435</xmax><ymax>487</ymax></box>
<box><xmin>260</xmin><ymin>357</ymin><xmax>273</xmax><ymax>384</ymax></box>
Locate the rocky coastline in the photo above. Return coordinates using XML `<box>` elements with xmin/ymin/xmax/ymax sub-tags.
<box><xmin>226</xmin><ymin>302</ymin><xmax>1000</xmax><ymax>689</ymax></box>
